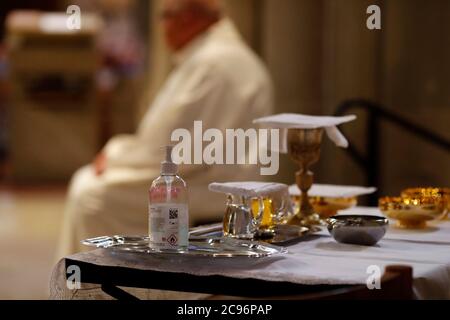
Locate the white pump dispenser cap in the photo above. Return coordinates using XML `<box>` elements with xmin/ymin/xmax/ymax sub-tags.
<box><xmin>161</xmin><ymin>145</ymin><xmax>178</xmax><ymax>175</ymax></box>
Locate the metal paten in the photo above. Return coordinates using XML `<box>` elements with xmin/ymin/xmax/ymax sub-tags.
<box><xmin>327</xmin><ymin>215</ymin><xmax>389</xmax><ymax>246</ymax></box>
<box><xmin>190</xmin><ymin>223</ymin><xmax>319</xmax><ymax>246</ymax></box>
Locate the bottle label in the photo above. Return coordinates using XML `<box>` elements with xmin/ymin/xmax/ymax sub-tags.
<box><xmin>149</xmin><ymin>203</ymin><xmax>188</xmax><ymax>250</ymax></box>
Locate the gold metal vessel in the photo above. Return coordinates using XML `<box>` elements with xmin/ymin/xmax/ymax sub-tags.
<box><xmin>291</xmin><ymin>195</ymin><xmax>357</xmax><ymax>219</ymax></box>
<box><xmin>379</xmin><ymin>196</ymin><xmax>447</xmax><ymax>229</ymax></box>
<box><xmin>286</xmin><ymin>128</ymin><xmax>324</xmax><ymax>226</ymax></box>
<box><xmin>401</xmin><ymin>187</ymin><xmax>449</xmax><ymax>220</ymax></box>
<box><xmin>310</xmin><ymin>196</ymin><xmax>357</xmax><ymax>218</ymax></box>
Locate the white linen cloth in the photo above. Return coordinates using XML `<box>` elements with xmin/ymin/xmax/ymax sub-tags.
<box><xmin>50</xmin><ymin>207</ymin><xmax>450</xmax><ymax>300</ymax></box>
<box><xmin>289</xmin><ymin>184</ymin><xmax>377</xmax><ymax>198</ymax></box>
<box><xmin>209</xmin><ymin>181</ymin><xmax>288</xmax><ymax>198</ymax></box>
<box><xmin>56</xmin><ymin>18</ymin><xmax>274</xmax><ymax>259</ymax></box>
<box><xmin>253</xmin><ymin>113</ymin><xmax>356</xmax><ymax>153</ymax></box>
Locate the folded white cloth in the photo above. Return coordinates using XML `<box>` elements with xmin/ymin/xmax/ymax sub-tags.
<box><xmin>289</xmin><ymin>184</ymin><xmax>377</xmax><ymax>198</ymax></box>
<box><xmin>253</xmin><ymin>113</ymin><xmax>357</xmax><ymax>153</ymax></box>
<box><xmin>209</xmin><ymin>181</ymin><xmax>288</xmax><ymax>198</ymax></box>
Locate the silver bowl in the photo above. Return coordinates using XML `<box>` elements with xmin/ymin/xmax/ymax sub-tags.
<box><xmin>327</xmin><ymin>215</ymin><xmax>389</xmax><ymax>246</ymax></box>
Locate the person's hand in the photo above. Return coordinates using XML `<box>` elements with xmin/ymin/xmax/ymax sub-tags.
<box><xmin>94</xmin><ymin>152</ymin><xmax>107</xmax><ymax>176</ymax></box>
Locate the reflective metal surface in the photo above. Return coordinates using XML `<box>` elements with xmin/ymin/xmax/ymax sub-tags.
<box><xmin>268</xmin><ymin>224</ymin><xmax>320</xmax><ymax>245</ymax></box>
<box><xmin>327</xmin><ymin>215</ymin><xmax>388</xmax><ymax>246</ymax></box>
<box><xmin>379</xmin><ymin>196</ymin><xmax>447</xmax><ymax>229</ymax></box>
<box><xmin>286</xmin><ymin>128</ymin><xmax>324</xmax><ymax>226</ymax></box>
<box><xmin>401</xmin><ymin>187</ymin><xmax>450</xmax><ymax>220</ymax></box>
<box><xmin>82</xmin><ymin>235</ymin><xmax>287</xmax><ymax>258</ymax></box>
<box><xmin>190</xmin><ymin>223</ymin><xmax>319</xmax><ymax>246</ymax></box>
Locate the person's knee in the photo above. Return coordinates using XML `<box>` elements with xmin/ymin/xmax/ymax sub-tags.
<box><xmin>65</xmin><ymin>166</ymin><xmax>104</xmax><ymax>219</ymax></box>
<box><xmin>67</xmin><ymin>166</ymin><xmax>95</xmax><ymax>201</ymax></box>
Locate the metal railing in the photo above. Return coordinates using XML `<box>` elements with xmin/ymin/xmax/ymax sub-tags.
<box><xmin>334</xmin><ymin>99</ymin><xmax>450</xmax><ymax>205</ymax></box>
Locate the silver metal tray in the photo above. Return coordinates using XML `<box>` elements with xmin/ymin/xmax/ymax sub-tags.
<box><xmin>82</xmin><ymin>235</ymin><xmax>287</xmax><ymax>258</ymax></box>
<box><xmin>190</xmin><ymin>223</ymin><xmax>320</xmax><ymax>246</ymax></box>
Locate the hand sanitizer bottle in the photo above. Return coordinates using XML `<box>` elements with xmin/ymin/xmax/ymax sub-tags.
<box><xmin>149</xmin><ymin>146</ymin><xmax>189</xmax><ymax>252</ymax></box>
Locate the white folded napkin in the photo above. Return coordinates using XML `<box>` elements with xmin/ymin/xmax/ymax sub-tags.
<box><xmin>209</xmin><ymin>181</ymin><xmax>288</xmax><ymax>198</ymax></box>
<box><xmin>289</xmin><ymin>184</ymin><xmax>377</xmax><ymax>198</ymax></box>
<box><xmin>253</xmin><ymin>113</ymin><xmax>357</xmax><ymax>153</ymax></box>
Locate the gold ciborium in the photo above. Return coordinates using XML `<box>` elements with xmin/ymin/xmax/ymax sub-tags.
<box><xmin>401</xmin><ymin>188</ymin><xmax>449</xmax><ymax>220</ymax></box>
<box><xmin>287</xmin><ymin>128</ymin><xmax>324</xmax><ymax>226</ymax></box>
<box><xmin>379</xmin><ymin>196</ymin><xmax>447</xmax><ymax>229</ymax></box>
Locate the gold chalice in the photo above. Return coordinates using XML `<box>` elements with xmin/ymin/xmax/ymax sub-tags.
<box><xmin>286</xmin><ymin>128</ymin><xmax>324</xmax><ymax>226</ymax></box>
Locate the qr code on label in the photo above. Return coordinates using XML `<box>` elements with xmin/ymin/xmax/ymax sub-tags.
<box><xmin>169</xmin><ymin>208</ymin><xmax>178</xmax><ymax>219</ymax></box>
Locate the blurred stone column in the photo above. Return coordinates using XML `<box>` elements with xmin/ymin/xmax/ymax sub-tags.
<box><xmin>224</xmin><ymin>0</ymin><xmax>259</xmax><ymax>49</ymax></box>
<box><xmin>380</xmin><ymin>0</ymin><xmax>450</xmax><ymax>193</ymax></box>
<box><xmin>260</xmin><ymin>0</ymin><xmax>325</xmax><ymax>183</ymax></box>
<box><xmin>318</xmin><ymin>0</ymin><xmax>382</xmax><ymax>188</ymax></box>
<box><xmin>140</xmin><ymin>0</ymin><xmax>171</xmax><ymax>117</ymax></box>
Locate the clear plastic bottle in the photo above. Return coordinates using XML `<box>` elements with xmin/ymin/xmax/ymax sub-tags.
<box><xmin>148</xmin><ymin>146</ymin><xmax>189</xmax><ymax>252</ymax></box>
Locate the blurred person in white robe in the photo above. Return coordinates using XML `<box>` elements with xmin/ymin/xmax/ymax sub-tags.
<box><xmin>56</xmin><ymin>0</ymin><xmax>274</xmax><ymax>258</ymax></box>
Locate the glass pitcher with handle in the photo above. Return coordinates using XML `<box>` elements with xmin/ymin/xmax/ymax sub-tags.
<box><xmin>223</xmin><ymin>194</ymin><xmax>264</xmax><ymax>240</ymax></box>
<box><xmin>251</xmin><ymin>191</ymin><xmax>294</xmax><ymax>238</ymax></box>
